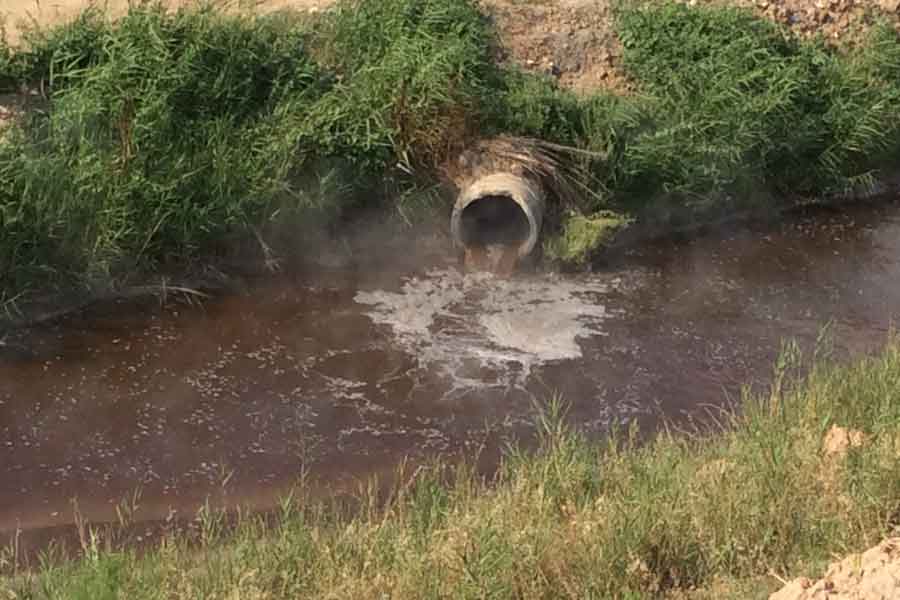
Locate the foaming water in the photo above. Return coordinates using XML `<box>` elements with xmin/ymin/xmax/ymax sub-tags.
<box><xmin>4</xmin><ymin>201</ymin><xmax>900</xmax><ymax>552</ymax></box>
<box><xmin>355</xmin><ymin>269</ymin><xmax>611</xmax><ymax>398</ymax></box>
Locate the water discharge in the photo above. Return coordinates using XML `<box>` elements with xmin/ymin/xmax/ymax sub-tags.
<box><xmin>463</xmin><ymin>244</ymin><xmax>520</xmax><ymax>276</ymax></box>
<box><xmin>355</xmin><ymin>268</ymin><xmax>611</xmax><ymax>397</ymax></box>
<box><xmin>3</xmin><ymin>200</ymin><xmax>900</xmax><ymax>555</ymax></box>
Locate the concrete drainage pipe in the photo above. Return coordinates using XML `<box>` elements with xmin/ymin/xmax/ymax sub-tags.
<box><xmin>450</xmin><ymin>173</ymin><xmax>546</xmax><ymax>261</ymax></box>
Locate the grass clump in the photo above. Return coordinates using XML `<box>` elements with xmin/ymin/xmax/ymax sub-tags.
<box><xmin>5</xmin><ymin>0</ymin><xmax>900</xmax><ymax>295</ymax></box>
<box><xmin>0</xmin><ymin>0</ymin><xmax>500</xmax><ymax>297</ymax></box>
<box><xmin>304</xmin><ymin>0</ymin><xmax>498</xmax><ymax>169</ymax></box>
<box><xmin>3</xmin><ymin>339</ymin><xmax>899</xmax><ymax>598</ymax></box>
<box><xmin>613</xmin><ymin>2</ymin><xmax>900</xmax><ymax>208</ymax></box>
<box><xmin>543</xmin><ymin>211</ymin><xmax>632</xmax><ymax>265</ymax></box>
<box><xmin>0</xmin><ymin>4</ymin><xmax>327</xmax><ymax>292</ymax></box>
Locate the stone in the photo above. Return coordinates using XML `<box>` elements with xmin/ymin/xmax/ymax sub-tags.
<box><xmin>822</xmin><ymin>425</ymin><xmax>866</xmax><ymax>458</ymax></box>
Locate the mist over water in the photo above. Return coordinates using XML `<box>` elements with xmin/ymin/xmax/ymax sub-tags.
<box><xmin>3</xmin><ymin>201</ymin><xmax>900</xmax><ymax>553</ymax></box>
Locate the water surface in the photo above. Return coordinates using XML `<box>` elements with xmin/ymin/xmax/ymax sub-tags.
<box><xmin>2</xmin><ymin>201</ymin><xmax>899</xmax><ymax>547</ymax></box>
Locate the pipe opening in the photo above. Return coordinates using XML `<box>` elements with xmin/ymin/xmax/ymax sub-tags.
<box><xmin>451</xmin><ymin>173</ymin><xmax>545</xmax><ymax>274</ymax></box>
<box><xmin>458</xmin><ymin>194</ymin><xmax>532</xmax><ymax>250</ymax></box>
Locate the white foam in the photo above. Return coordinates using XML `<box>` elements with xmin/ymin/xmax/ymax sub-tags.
<box><xmin>354</xmin><ymin>269</ymin><xmax>611</xmax><ymax>396</ymax></box>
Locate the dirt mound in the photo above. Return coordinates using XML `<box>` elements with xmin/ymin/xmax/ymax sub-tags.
<box><xmin>770</xmin><ymin>538</ymin><xmax>900</xmax><ymax>600</ymax></box>
<box><xmin>479</xmin><ymin>0</ymin><xmax>628</xmax><ymax>93</ymax></box>
<box><xmin>689</xmin><ymin>0</ymin><xmax>900</xmax><ymax>42</ymax></box>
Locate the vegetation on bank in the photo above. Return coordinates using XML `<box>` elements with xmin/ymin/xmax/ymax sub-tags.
<box><xmin>3</xmin><ymin>0</ymin><xmax>900</xmax><ymax>296</ymax></box>
<box><xmin>2</xmin><ymin>339</ymin><xmax>898</xmax><ymax>598</ymax></box>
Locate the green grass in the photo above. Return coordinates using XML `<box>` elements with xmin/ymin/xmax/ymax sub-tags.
<box><xmin>4</xmin><ymin>0</ymin><xmax>900</xmax><ymax>298</ymax></box>
<box><xmin>543</xmin><ymin>211</ymin><xmax>632</xmax><ymax>265</ymax></box>
<box><xmin>3</xmin><ymin>339</ymin><xmax>898</xmax><ymax>598</ymax></box>
<box><xmin>0</xmin><ymin>0</ymin><xmax>501</xmax><ymax>297</ymax></box>
<box><xmin>613</xmin><ymin>2</ymin><xmax>900</xmax><ymax>209</ymax></box>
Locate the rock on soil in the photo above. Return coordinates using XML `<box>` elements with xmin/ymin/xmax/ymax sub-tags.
<box><xmin>770</xmin><ymin>538</ymin><xmax>900</xmax><ymax>600</ymax></box>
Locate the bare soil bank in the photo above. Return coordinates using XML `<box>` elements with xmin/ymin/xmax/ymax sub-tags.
<box><xmin>770</xmin><ymin>538</ymin><xmax>900</xmax><ymax>600</ymax></box>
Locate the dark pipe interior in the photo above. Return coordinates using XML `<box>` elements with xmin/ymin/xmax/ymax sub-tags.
<box><xmin>459</xmin><ymin>195</ymin><xmax>531</xmax><ymax>248</ymax></box>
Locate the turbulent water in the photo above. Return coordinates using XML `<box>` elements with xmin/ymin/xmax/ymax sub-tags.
<box><xmin>463</xmin><ymin>244</ymin><xmax>520</xmax><ymax>275</ymax></box>
<box><xmin>2</xmin><ymin>200</ymin><xmax>900</xmax><ymax>555</ymax></box>
<box><xmin>356</xmin><ymin>269</ymin><xmax>613</xmax><ymax>397</ymax></box>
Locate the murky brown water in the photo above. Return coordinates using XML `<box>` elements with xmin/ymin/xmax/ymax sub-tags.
<box><xmin>2</xmin><ymin>200</ymin><xmax>900</xmax><ymax>551</ymax></box>
<box><xmin>464</xmin><ymin>244</ymin><xmax>521</xmax><ymax>276</ymax></box>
